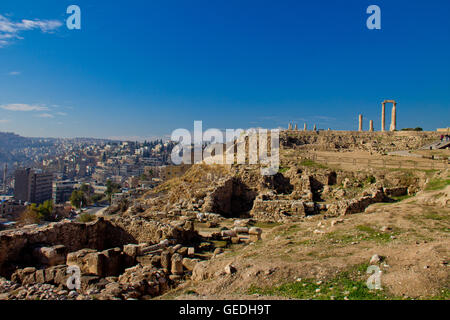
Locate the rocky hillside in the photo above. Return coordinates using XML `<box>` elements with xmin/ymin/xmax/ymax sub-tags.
<box><xmin>280</xmin><ymin>130</ymin><xmax>440</xmax><ymax>153</ymax></box>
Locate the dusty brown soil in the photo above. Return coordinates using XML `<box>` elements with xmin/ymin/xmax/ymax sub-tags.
<box><xmin>158</xmin><ymin>186</ymin><xmax>449</xmax><ymax>300</ymax></box>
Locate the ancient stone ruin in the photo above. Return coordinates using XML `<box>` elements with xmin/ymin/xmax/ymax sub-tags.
<box><xmin>0</xmin><ymin>217</ymin><xmax>202</xmax><ymax>299</ymax></box>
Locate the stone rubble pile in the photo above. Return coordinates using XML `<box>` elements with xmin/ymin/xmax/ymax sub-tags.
<box><xmin>327</xmin><ymin>187</ymin><xmax>386</xmax><ymax>216</ymax></box>
<box><xmin>5</xmin><ymin>238</ymin><xmax>204</xmax><ymax>300</ymax></box>
<box><xmin>207</xmin><ymin>226</ymin><xmax>263</xmax><ymax>245</ymax></box>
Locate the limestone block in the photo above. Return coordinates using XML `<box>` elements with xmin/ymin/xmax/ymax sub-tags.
<box><xmin>182</xmin><ymin>258</ymin><xmax>200</xmax><ymax>271</ymax></box>
<box><xmin>248</xmin><ymin>227</ymin><xmax>262</xmax><ymax>235</ymax></box>
<box><xmin>160</xmin><ymin>250</ymin><xmax>171</xmax><ymax>271</ymax></box>
<box><xmin>171</xmin><ymin>253</ymin><xmax>184</xmax><ymax>275</ymax></box>
<box><xmin>33</xmin><ymin>245</ymin><xmax>67</xmax><ymax>267</ymax></box>
<box><xmin>233</xmin><ymin>227</ymin><xmax>249</xmax><ymax>234</ymax></box>
<box><xmin>221</xmin><ymin>230</ymin><xmax>237</xmax><ymax>237</ymax></box>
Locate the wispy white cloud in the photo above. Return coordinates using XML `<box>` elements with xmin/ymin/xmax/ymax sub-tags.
<box><xmin>56</xmin><ymin>112</ymin><xmax>67</xmax><ymax>116</ymax></box>
<box><xmin>0</xmin><ymin>14</ymin><xmax>63</xmax><ymax>47</ymax></box>
<box><xmin>0</xmin><ymin>119</ymin><xmax>11</xmax><ymax>123</ymax></box>
<box><xmin>36</xmin><ymin>113</ymin><xmax>54</xmax><ymax>118</ymax></box>
<box><xmin>0</xmin><ymin>103</ymin><xmax>49</xmax><ymax>112</ymax></box>
<box><xmin>8</xmin><ymin>71</ymin><xmax>20</xmax><ymax>75</ymax></box>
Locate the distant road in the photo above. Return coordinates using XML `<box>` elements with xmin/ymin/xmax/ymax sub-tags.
<box><xmin>83</xmin><ymin>205</ymin><xmax>109</xmax><ymax>217</ymax></box>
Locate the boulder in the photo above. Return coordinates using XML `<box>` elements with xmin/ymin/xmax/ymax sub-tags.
<box><xmin>160</xmin><ymin>250</ymin><xmax>171</xmax><ymax>272</ymax></box>
<box><xmin>33</xmin><ymin>245</ymin><xmax>67</xmax><ymax>267</ymax></box>
<box><xmin>370</xmin><ymin>254</ymin><xmax>382</xmax><ymax>265</ymax></box>
<box><xmin>171</xmin><ymin>253</ymin><xmax>184</xmax><ymax>275</ymax></box>
<box><xmin>182</xmin><ymin>258</ymin><xmax>200</xmax><ymax>271</ymax></box>
<box><xmin>221</xmin><ymin>230</ymin><xmax>237</xmax><ymax>237</ymax></box>
<box><xmin>224</xmin><ymin>264</ymin><xmax>237</xmax><ymax>275</ymax></box>
<box><xmin>66</xmin><ymin>248</ymin><xmax>123</xmax><ymax>277</ymax></box>
<box><xmin>248</xmin><ymin>227</ymin><xmax>262</xmax><ymax>235</ymax></box>
<box><xmin>67</xmin><ymin>249</ymin><xmax>105</xmax><ymax>276</ymax></box>
<box><xmin>233</xmin><ymin>227</ymin><xmax>249</xmax><ymax>234</ymax></box>
<box><xmin>191</xmin><ymin>261</ymin><xmax>210</xmax><ymax>281</ymax></box>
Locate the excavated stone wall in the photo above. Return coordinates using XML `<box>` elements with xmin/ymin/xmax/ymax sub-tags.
<box><xmin>0</xmin><ymin>217</ymin><xmax>198</xmax><ymax>277</ymax></box>
<box><xmin>281</xmin><ymin>131</ymin><xmax>441</xmax><ymax>153</ymax></box>
<box><xmin>201</xmin><ymin>178</ymin><xmax>257</xmax><ymax>217</ymax></box>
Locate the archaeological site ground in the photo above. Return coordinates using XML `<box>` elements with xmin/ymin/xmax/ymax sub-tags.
<box><xmin>1</xmin><ymin>130</ymin><xmax>448</xmax><ymax>301</ymax></box>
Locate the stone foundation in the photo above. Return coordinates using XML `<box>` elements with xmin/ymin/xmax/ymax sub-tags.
<box><xmin>0</xmin><ymin>217</ymin><xmax>198</xmax><ymax>277</ymax></box>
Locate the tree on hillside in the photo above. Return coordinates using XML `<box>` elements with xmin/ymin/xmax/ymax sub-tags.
<box><xmin>105</xmin><ymin>180</ymin><xmax>121</xmax><ymax>202</ymax></box>
<box><xmin>70</xmin><ymin>190</ymin><xmax>86</xmax><ymax>209</ymax></box>
<box><xmin>38</xmin><ymin>200</ymin><xmax>54</xmax><ymax>220</ymax></box>
<box><xmin>19</xmin><ymin>200</ymin><xmax>54</xmax><ymax>224</ymax></box>
<box><xmin>80</xmin><ymin>183</ymin><xmax>93</xmax><ymax>194</ymax></box>
<box><xmin>19</xmin><ymin>204</ymin><xmax>42</xmax><ymax>225</ymax></box>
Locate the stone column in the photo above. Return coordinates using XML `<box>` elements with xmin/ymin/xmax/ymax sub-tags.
<box><xmin>313</xmin><ymin>124</ymin><xmax>317</xmax><ymax>131</ymax></box>
<box><xmin>390</xmin><ymin>103</ymin><xmax>397</xmax><ymax>131</ymax></box>
<box><xmin>358</xmin><ymin>114</ymin><xmax>363</xmax><ymax>131</ymax></box>
<box><xmin>381</xmin><ymin>102</ymin><xmax>386</xmax><ymax>132</ymax></box>
<box><xmin>294</xmin><ymin>123</ymin><xmax>298</xmax><ymax>131</ymax></box>
<box><xmin>369</xmin><ymin>120</ymin><xmax>374</xmax><ymax>132</ymax></box>
<box><xmin>288</xmin><ymin>123</ymin><xmax>292</xmax><ymax>130</ymax></box>
<box><xmin>304</xmin><ymin>123</ymin><xmax>307</xmax><ymax>131</ymax></box>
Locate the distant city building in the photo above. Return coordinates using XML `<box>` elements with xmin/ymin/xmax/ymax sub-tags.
<box><xmin>2</xmin><ymin>164</ymin><xmax>7</xmax><ymax>192</ymax></box>
<box><xmin>160</xmin><ymin>165</ymin><xmax>191</xmax><ymax>180</ymax></box>
<box><xmin>93</xmin><ymin>184</ymin><xmax>108</xmax><ymax>194</ymax></box>
<box><xmin>52</xmin><ymin>180</ymin><xmax>76</xmax><ymax>204</ymax></box>
<box><xmin>0</xmin><ymin>198</ymin><xmax>26</xmax><ymax>220</ymax></box>
<box><xmin>126</xmin><ymin>176</ymin><xmax>140</xmax><ymax>189</ymax></box>
<box><xmin>14</xmin><ymin>168</ymin><xmax>53</xmax><ymax>204</ymax></box>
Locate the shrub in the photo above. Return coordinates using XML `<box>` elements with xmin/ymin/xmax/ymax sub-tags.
<box><xmin>366</xmin><ymin>175</ymin><xmax>376</xmax><ymax>184</ymax></box>
<box><xmin>91</xmin><ymin>193</ymin><xmax>104</xmax><ymax>203</ymax></box>
<box><xmin>38</xmin><ymin>200</ymin><xmax>54</xmax><ymax>220</ymax></box>
<box><xmin>77</xmin><ymin>213</ymin><xmax>96</xmax><ymax>223</ymax></box>
<box><xmin>19</xmin><ymin>206</ymin><xmax>42</xmax><ymax>225</ymax></box>
<box><xmin>401</xmin><ymin>127</ymin><xmax>423</xmax><ymax>131</ymax></box>
<box><xmin>278</xmin><ymin>167</ymin><xmax>289</xmax><ymax>173</ymax></box>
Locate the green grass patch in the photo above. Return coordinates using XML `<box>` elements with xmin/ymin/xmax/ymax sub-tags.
<box><xmin>366</xmin><ymin>175</ymin><xmax>376</xmax><ymax>184</ymax></box>
<box><xmin>251</xmin><ymin>221</ymin><xmax>283</xmax><ymax>229</ymax></box>
<box><xmin>423</xmin><ymin>211</ymin><xmax>448</xmax><ymax>221</ymax></box>
<box><xmin>425</xmin><ymin>179</ymin><xmax>450</xmax><ymax>191</ymax></box>
<box><xmin>422</xmin><ymin>288</ymin><xmax>450</xmax><ymax>300</ymax></box>
<box><xmin>280</xmin><ymin>224</ymin><xmax>302</xmax><ymax>237</ymax></box>
<box><xmin>355</xmin><ymin>225</ymin><xmax>394</xmax><ymax>242</ymax></box>
<box><xmin>211</xmin><ymin>240</ymin><xmax>229</xmax><ymax>248</ymax></box>
<box><xmin>299</xmin><ymin>159</ymin><xmax>327</xmax><ymax>169</ymax></box>
<box><xmin>391</xmin><ymin>194</ymin><xmax>413</xmax><ymax>202</ymax></box>
<box><xmin>184</xmin><ymin>290</ymin><xmax>198</xmax><ymax>295</ymax></box>
<box><xmin>326</xmin><ymin>225</ymin><xmax>395</xmax><ymax>244</ymax></box>
<box><xmin>248</xmin><ymin>264</ymin><xmax>392</xmax><ymax>300</ymax></box>
<box><xmin>326</xmin><ymin>231</ymin><xmax>358</xmax><ymax>244</ymax></box>
<box><xmin>278</xmin><ymin>167</ymin><xmax>289</xmax><ymax>174</ymax></box>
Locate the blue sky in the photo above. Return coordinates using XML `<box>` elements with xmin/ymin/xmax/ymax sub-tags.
<box><xmin>0</xmin><ymin>0</ymin><xmax>449</xmax><ymax>139</ymax></box>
